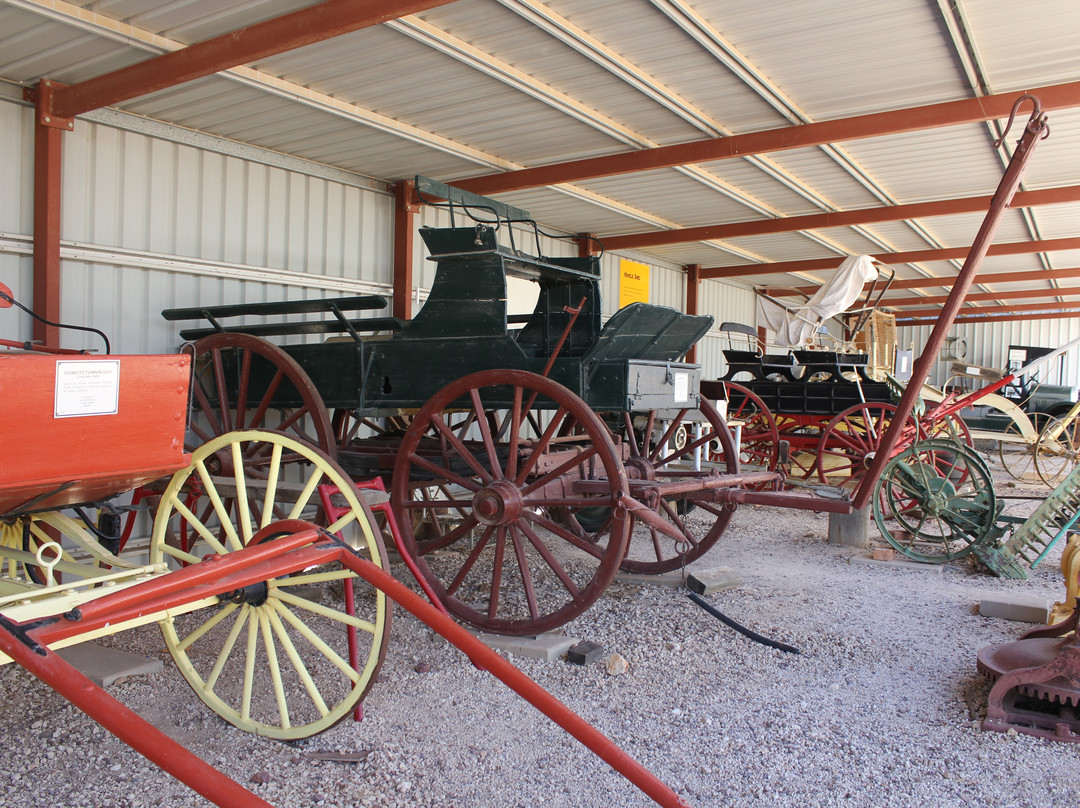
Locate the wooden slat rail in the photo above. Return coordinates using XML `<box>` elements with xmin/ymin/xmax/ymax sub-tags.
<box><xmin>162</xmin><ymin>294</ymin><xmax>388</xmax><ymax>320</ymax></box>
<box><xmin>162</xmin><ymin>294</ymin><xmax>402</xmax><ymax>341</ymax></box>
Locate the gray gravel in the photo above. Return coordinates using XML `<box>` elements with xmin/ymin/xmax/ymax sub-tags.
<box><xmin>1</xmin><ymin>464</ymin><xmax>1077</xmax><ymax>807</ymax></box>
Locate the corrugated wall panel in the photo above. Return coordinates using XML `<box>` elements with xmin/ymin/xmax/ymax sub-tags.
<box><xmin>1</xmin><ymin>96</ymin><xmax>395</xmax><ymax>355</ymax></box>
<box><xmin>897</xmin><ymin>318</ymin><xmax>1080</xmax><ymax>391</ymax></box>
<box><xmin>697</xmin><ymin>279</ymin><xmax>758</xmax><ymax>380</ymax></box>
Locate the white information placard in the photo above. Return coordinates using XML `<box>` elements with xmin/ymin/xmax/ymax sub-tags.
<box><xmin>673</xmin><ymin>371</ymin><xmax>689</xmax><ymax>403</ymax></box>
<box><xmin>55</xmin><ymin>360</ymin><xmax>121</xmax><ymax>418</ymax></box>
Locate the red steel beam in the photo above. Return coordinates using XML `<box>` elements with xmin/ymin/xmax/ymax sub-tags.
<box><xmin>894</xmin><ymin>299</ymin><xmax>1080</xmax><ymax>319</ymax></box>
<box><xmin>701</xmin><ymin>236</ymin><xmax>1080</xmax><ymax>279</ymax></box>
<box><xmin>602</xmin><ymin>185</ymin><xmax>1080</xmax><ymax>251</ymax></box>
<box><xmin>898</xmin><ymin>310</ymin><xmax>1080</xmax><ymax>326</ymax></box>
<box><xmin>850</xmin><ymin>100</ymin><xmax>1049</xmax><ymax>511</ymax></box>
<box><xmin>50</xmin><ymin>0</ymin><xmax>458</xmax><ymax>119</ymax></box>
<box><xmin>883</xmin><ymin>286</ymin><xmax>1080</xmax><ymax>308</ymax></box>
<box><xmin>768</xmin><ymin>265</ymin><xmax>1080</xmax><ymax>296</ymax></box>
<box><xmin>453</xmin><ymin>81</ymin><xmax>1080</xmax><ymax>197</ymax></box>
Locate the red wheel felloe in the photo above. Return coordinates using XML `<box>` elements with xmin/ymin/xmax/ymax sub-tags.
<box><xmin>391</xmin><ymin>369</ymin><xmax>629</xmax><ymax>637</ymax></box>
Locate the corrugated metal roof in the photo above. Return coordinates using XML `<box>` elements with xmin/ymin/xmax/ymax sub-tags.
<box><xmin>2</xmin><ymin>0</ymin><xmax>1079</xmax><ymax>320</ymax></box>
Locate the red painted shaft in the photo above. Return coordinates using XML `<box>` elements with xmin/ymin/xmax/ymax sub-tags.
<box><xmin>852</xmin><ymin>99</ymin><xmax>1049</xmax><ymax>511</ymax></box>
<box><xmin>0</xmin><ymin>626</ymin><xmax>273</xmax><ymax>808</ymax></box>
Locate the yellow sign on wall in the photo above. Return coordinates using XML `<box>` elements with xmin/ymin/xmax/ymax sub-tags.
<box><xmin>619</xmin><ymin>259</ymin><xmax>650</xmax><ymax>308</ymax></box>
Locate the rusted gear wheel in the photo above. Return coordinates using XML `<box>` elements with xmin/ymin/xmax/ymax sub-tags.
<box><xmin>188</xmin><ymin>332</ymin><xmax>335</xmax><ymax>462</ymax></box>
<box><xmin>390</xmin><ymin>369</ymin><xmax>630</xmax><ymax>636</ymax></box>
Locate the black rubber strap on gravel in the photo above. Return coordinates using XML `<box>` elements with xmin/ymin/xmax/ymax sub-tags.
<box><xmin>688</xmin><ymin>592</ymin><xmax>801</xmax><ymax>655</ymax></box>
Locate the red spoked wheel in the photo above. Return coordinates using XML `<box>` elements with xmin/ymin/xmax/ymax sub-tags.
<box><xmin>390</xmin><ymin>370</ymin><xmax>630</xmax><ymax>636</ymax></box>
<box><xmin>775</xmin><ymin>413</ymin><xmax>825</xmax><ymax>480</ymax></box>
<box><xmin>610</xmin><ymin>398</ymin><xmax>741</xmax><ymax>574</ymax></box>
<box><xmin>712</xmin><ymin>381</ymin><xmax>781</xmax><ymax>473</ymax></box>
<box><xmin>815</xmin><ymin>402</ymin><xmax>919</xmax><ymax>491</ymax></box>
<box><xmin>189</xmin><ymin>333</ymin><xmax>335</xmax><ymax>458</ymax></box>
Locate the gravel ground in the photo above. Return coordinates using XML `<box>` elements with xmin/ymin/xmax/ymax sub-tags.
<box><xmin>1</xmin><ymin>459</ymin><xmax>1077</xmax><ymax>808</ymax></box>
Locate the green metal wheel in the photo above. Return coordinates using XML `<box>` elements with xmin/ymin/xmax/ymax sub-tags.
<box><xmin>151</xmin><ymin>430</ymin><xmax>390</xmax><ymax>740</ymax></box>
<box><xmin>873</xmin><ymin>439</ymin><xmax>1000</xmax><ymax>563</ymax></box>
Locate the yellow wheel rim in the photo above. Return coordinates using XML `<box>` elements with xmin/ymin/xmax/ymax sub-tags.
<box><xmin>151</xmin><ymin>430</ymin><xmax>390</xmax><ymax>740</ymax></box>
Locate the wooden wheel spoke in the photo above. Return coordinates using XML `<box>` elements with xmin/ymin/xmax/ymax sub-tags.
<box><xmin>445</xmin><ymin>526</ymin><xmax>495</xmax><ymax>599</ymax></box>
<box><xmin>271</xmin><ymin>598</ymin><xmax>362</xmax><ymax>682</ymax></box>
<box><xmin>508</xmin><ymin>526</ymin><xmax>541</xmax><ymax>620</ymax></box>
<box><xmin>469</xmin><ymin>387</ymin><xmax>504</xmax><ymax>478</ymax></box>
<box><xmin>210</xmin><ymin>349</ymin><xmax>234</xmax><ymax>433</ymax></box>
<box><xmin>655</xmin><ymin>429</ymin><xmax>712</xmax><ymax>467</ymax></box>
<box><xmin>266</xmin><ymin>606</ymin><xmax>330</xmax><ymax>718</ymax></box>
<box><xmin>487</xmin><ymin>528</ymin><xmax>507</xmax><ymax>619</ymax></box>
<box><xmin>526</xmin><ymin>510</ymin><xmax>609</xmax><ymax>559</ymax></box>
<box><xmin>515</xmin><ymin>407</ymin><xmax>570</xmax><ymax>483</ymax></box>
<box><xmin>203</xmin><ymin>604</ymin><xmax>251</xmax><ymax>692</ymax></box>
<box><xmin>191</xmin><ymin>379</ymin><xmax>223</xmax><ymax>438</ymax></box>
<box><xmin>506</xmin><ymin>386</ymin><xmax>523</xmax><ymax>480</ymax></box>
<box><xmin>240</xmin><ymin>613</ymin><xmax>259</xmax><ymax>722</ymax></box>
<box><xmin>428</xmin><ymin>411</ymin><xmax>494</xmax><ymax>484</ymax></box>
<box><xmin>406</xmin><ymin>452</ymin><xmax>482</xmax><ymax>492</ymax></box>
<box><xmin>516</xmin><ymin>521</ymin><xmax>581</xmax><ymax>599</ymax></box>
<box><xmin>658</xmin><ymin>498</ymin><xmax>694</xmax><ymax>545</ymax></box>
<box><xmin>651</xmin><ymin>410</ymin><xmax>690</xmax><ymax>462</ymax></box>
<box><xmin>258</xmin><ymin>610</ymin><xmax>292</xmax><ymax>730</ymax></box>
<box><xmin>235</xmin><ymin>349</ymin><xmax>252</xmax><ymax>430</ymax></box>
<box><xmin>415</xmin><ymin>513</ymin><xmax>481</xmax><ymax>554</ymax></box>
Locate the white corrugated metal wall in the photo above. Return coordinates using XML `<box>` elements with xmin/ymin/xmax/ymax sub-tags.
<box><xmin>2</xmin><ymin>89</ymin><xmax>831</xmax><ymax>378</ymax></box>
<box><xmin>0</xmin><ymin>92</ymin><xmax>395</xmax><ymax>355</ymax></box>
<box><xmin>898</xmin><ymin>318</ymin><xmax>1080</xmax><ymax>392</ymax></box>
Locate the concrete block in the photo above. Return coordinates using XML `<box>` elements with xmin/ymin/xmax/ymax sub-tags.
<box><xmin>566</xmin><ymin>640</ymin><xmax>605</xmax><ymax>665</ymax></box>
<box><xmin>978</xmin><ymin>595</ymin><xmax>1052</xmax><ymax>624</ymax></box>
<box><xmin>468</xmin><ymin>630</ymin><xmax>578</xmax><ymax>662</ymax></box>
<box><xmin>55</xmin><ymin>643</ymin><xmax>163</xmax><ymax>688</ymax></box>
<box><xmin>686</xmin><ymin>567</ymin><xmax>741</xmax><ymax>595</ymax></box>
<box><xmin>848</xmin><ymin>551</ymin><xmax>943</xmax><ymax>574</ymax></box>
<box><xmin>828</xmin><ymin>506</ymin><xmax>871</xmax><ymax>548</ymax></box>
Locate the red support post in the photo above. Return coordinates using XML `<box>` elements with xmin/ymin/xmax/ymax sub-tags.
<box><xmin>27</xmin><ymin>80</ymin><xmax>72</xmax><ymax>349</ymax></box>
<box><xmin>685</xmin><ymin>264</ymin><xmax>700</xmax><ymax>364</ymax></box>
<box><xmin>578</xmin><ymin>232</ymin><xmax>599</xmax><ymax>257</ymax></box>
<box><xmin>393</xmin><ymin>179</ymin><xmax>420</xmax><ymax>321</ymax></box>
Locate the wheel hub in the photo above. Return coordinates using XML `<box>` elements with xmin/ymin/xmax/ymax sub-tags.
<box><xmin>473</xmin><ymin>481</ymin><xmax>524</xmax><ymax>526</ymax></box>
<box><xmin>625</xmin><ymin>457</ymin><xmax>656</xmax><ymax>481</ymax></box>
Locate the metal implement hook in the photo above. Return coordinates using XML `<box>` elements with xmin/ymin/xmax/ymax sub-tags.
<box><xmin>994</xmin><ymin>93</ymin><xmax>1049</xmax><ymax>148</ymax></box>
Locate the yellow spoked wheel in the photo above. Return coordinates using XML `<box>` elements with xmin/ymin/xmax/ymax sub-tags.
<box><xmin>151</xmin><ymin>430</ymin><xmax>391</xmax><ymax>740</ymax></box>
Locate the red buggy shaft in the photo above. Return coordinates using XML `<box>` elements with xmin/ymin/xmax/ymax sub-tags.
<box><xmin>852</xmin><ymin>96</ymin><xmax>1050</xmax><ymax>511</ymax></box>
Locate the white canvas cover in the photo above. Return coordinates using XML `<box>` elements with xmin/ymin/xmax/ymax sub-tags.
<box><xmin>756</xmin><ymin>255</ymin><xmax>878</xmax><ymax>348</ymax></box>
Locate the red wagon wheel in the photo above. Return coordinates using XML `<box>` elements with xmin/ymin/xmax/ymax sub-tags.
<box><xmin>815</xmin><ymin>401</ymin><xmax>918</xmax><ymax>490</ymax></box>
<box><xmin>189</xmin><ymin>333</ymin><xmax>335</xmax><ymax>458</ymax></box>
<box><xmin>712</xmin><ymin>381</ymin><xmax>781</xmax><ymax>472</ymax></box>
<box><xmin>775</xmin><ymin>413</ymin><xmax>825</xmax><ymax>480</ymax></box>
<box><xmin>390</xmin><ymin>369</ymin><xmax>630</xmax><ymax>636</ymax></box>
<box><xmin>609</xmin><ymin>398</ymin><xmax>741</xmax><ymax>574</ymax></box>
